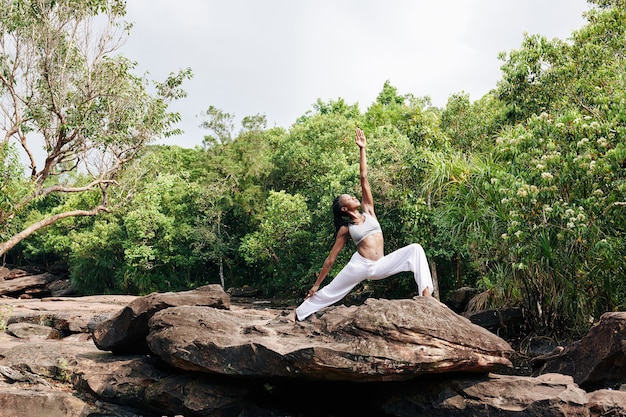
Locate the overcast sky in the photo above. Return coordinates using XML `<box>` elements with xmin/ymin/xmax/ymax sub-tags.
<box><xmin>119</xmin><ymin>0</ymin><xmax>592</xmax><ymax>149</ymax></box>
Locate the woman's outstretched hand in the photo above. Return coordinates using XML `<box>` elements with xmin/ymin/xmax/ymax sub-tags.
<box><xmin>355</xmin><ymin>127</ymin><xmax>366</xmax><ymax>148</ymax></box>
<box><xmin>305</xmin><ymin>288</ymin><xmax>318</xmax><ymax>300</ymax></box>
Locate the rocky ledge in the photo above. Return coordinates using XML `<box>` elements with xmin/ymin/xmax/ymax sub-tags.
<box><xmin>0</xmin><ymin>283</ymin><xmax>624</xmax><ymax>416</ymax></box>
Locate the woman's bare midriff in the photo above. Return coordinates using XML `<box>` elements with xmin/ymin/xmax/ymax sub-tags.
<box><xmin>357</xmin><ymin>232</ymin><xmax>384</xmax><ymax>260</ymax></box>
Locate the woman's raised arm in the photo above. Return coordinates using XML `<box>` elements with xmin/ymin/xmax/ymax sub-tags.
<box><xmin>355</xmin><ymin>128</ymin><xmax>375</xmax><ymax>217</ymax></box>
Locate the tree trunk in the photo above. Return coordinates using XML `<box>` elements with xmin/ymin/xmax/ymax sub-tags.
<box><xmin>456</xmin><ymin>253</ymin><xmax>462</xmax><ymax>288</ymax></box>
<box><xmin>430</xmin><ymin>260</ymin><xmax>440</xmax><ymax>300</ymax></box>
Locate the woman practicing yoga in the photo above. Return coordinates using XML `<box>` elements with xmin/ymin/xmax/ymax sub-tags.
<box><xmin>295</xmin><ymin>127</ymin><xmax>435</xmax><ymax>321</ymax></box>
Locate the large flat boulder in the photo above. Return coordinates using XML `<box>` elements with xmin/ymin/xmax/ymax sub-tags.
<box><xmin>92</xmin><ymin>284</ymin><xmax>230</xmax><ymax>354</ymax></box>
<box><xmin>147</xmin><ymin>297</ymin><xmax>514</xmax><ymax>382</ymax></box>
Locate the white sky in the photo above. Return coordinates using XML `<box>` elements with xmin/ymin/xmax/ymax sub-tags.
<box><xmin>120</xmin><ymin>1</ymin><xmax>592</xmax><ymax>148</ymax></box>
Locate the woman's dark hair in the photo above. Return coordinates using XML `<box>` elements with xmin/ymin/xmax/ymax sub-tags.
<box><xmin>332</xmin><ymin>196</ymin><xmax>349</xmax><ymax>236</ymax></box>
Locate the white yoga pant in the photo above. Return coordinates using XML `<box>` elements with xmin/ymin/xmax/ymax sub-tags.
<box><xmin>295</xmin><ymin>243</ymin><xmax>434</xmax><ymax>321</ymax></box>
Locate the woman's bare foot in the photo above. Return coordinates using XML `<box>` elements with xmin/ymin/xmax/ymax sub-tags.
<box><xmin>288</xmin><ymin>309</ymin><xmax>302</xmax><ymax>323</ymax></box>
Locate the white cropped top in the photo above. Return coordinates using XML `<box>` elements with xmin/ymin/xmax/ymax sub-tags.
<box><xmin>348</xmin><ymin>212</ymin><xmax>382</xmax><ymax>245</ymax></box>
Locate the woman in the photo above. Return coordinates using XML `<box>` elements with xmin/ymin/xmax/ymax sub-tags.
<box><xmin>295</xmin><ymin>127</ymin><xmax>435</xmax><ymax>321</ymax></box>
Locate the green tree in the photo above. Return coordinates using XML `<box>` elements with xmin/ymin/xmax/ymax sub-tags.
<box><xmin>239</xmin><ymin>190</ymin><xmax>312</xmax><ymax>295</ymax></box>
<box><xmin>196</xmin><ymin>115</ymin><xmax>285</xmax><ymax>291</ymax></box>
<box><xmin>363</xmin><ymin>81</ymin><xmax>442</xmax><ymax>149</ymax></box>
<box><xmin>497</xmin><ymin>0</ymin><xmax>626</xmax><ymax>123</ymax></box>
<box><xmin>0</xmin><ymin>0</ymin><xmax>190</xmax><ymax>257</ymax></box>
<box><xmin>440</xmin><ymin>91</ymin><xmax>507</xmax><ymax>152</ymax></box>
<box><xmin>241</xmin><ymin>114</ymin><xmax>268</xmax><ymax>133</ymax></box>
<box><xmin>0</xmin><ymin>143</ymin><xmax>31</xmax><ymax>251</ymax></box>
<box><xmin>296</xmin><ymin>97</ymin><xmax>361</xmax><ymax>124</ymax></box>
<box><xmin>65</xmin><ymin>145</ymin><xmax>216</xmax><ymax>294</ymax></box>
<box><xmin>430</xmin><ymin>0</ymin><xmax>626</xmax><ymax>335</ymax></box>
<box><xmin>200</xmin><ymin>105</ymin><xmax>235</xmax><ymax>148</ymax></box>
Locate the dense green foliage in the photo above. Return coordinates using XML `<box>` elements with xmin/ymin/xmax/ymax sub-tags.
<box><xmin>6</xmin><ymin>0</ymin><xmax>626</xmax><ymax>337</ymax></box>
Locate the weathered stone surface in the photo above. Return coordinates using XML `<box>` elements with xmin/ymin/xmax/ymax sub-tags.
<box><xmin>0</xmin><ymin>379</ymin><xmax>146</xmax><ymax>417</ymax></box>
<box><xmin>0</xmin><ymin>275</ymin><xmax>622</xmax><ymax>416</ymax></box>
<box><xmin>144</xmin><ymin>374</ymin><xmax>253</xmax><ymax>416</ymax></box>
<box><xmin>0</xmin><ymin>331</ymin><xmax>26</xmax><ymax>350</ymax></box>
<box><xmin>0</xmin><ymin>337</ymin><xmax>107</xmax><ymax>381</ymax></box>
<box><xmin>0</xmin><ymin>336</ymin><xmax>157</xmax><ymax>415</ymax></box>
<box><xmin>1</xmin><ymin>338</ymin><xmax>602</xmax><ymax>417</ymax></box>
<box><xmin>537</xmin><ymin>312</ymin><xmax>626</xmax><ymax>390</ymax></box>
<box><xmin>78</xmin><ymin>355</ymin><xmax>169</xmax><ymax>410</ymax></box>
<box><xmin>0</xmin><ymin>267</ymin><xmax>29</xmax><ymax>280</ymax></box>
<box><xmin>6</xmin><ymin>322</ymin><xmax>63</xmax><ymax>339</ymax></box>
<box><xmin>0</xmin><ymin>294</ymin><xmax>138</xmax><ymax>334</ymax></box>
<box><xmin>587</xmin><ymin>389</ymin><xmax>626</xmax><ymax>417</ymax></box>
<box><xmin>46</xmin><ymin>278</ymin><xmax>76</xmax><ymax>297</ymax></box>
<box><xmin>380</xmin><ymin>373</ymin><xmax>590</xmax><ymax>417</ymax></box>
<box><xmin>0</xmin><ymin>289</ymin><xmax>625</xmax><ymax>416</ymax></box>
<box><xmin>147</xmin><ymin>297</ymin><xmax>514</xmax><ymax>382</ymax></box>
<box><xmin>92</xmin><ymin>284</ymin><xmax>230</xmax><ymax>355</ymax></box>
<box><xmin>0</xmin><ymin>335</ymin><xmax>622</xmax><ymax>417</ymax></box>
<box><xmin>0</xmin><ymin>364</ymin><xmax>51</xmax><ymax>386</ymax></box>
<box><xmin>0</xmin><ymin>266</ymin><xmax>11</xmax><ymax>279</ymax></box>
<box><xmin>0</xmin><ymin>272</ymin><xmax>58</xmax><ymax>296</ymax></box>
<box><xmin>0</xmin><ymin>381</ymin><xmax>94</xmax><ymax>417</ymax></box>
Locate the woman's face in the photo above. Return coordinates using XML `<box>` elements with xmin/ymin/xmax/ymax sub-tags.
<box><xmin>340</xmin><ymin>194</ymin><xmax>360</xmax><ymax>211</ymax></box>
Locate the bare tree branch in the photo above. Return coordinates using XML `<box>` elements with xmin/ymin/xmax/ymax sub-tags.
<box><xmin>0</xmin><ymin>205</ymin><xmax>110</xmax><ymax>257</ymax></box>
<box><xmin>37</xmin><ymin>179</ymin><xmax>118</xmax><ymax>196</ymax></box>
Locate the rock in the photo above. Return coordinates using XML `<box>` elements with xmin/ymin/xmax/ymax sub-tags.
<box><xmin>0</xmin><ymin>331</ymin><xmax>277</xmax><ymax>416</ymax></box>
<box><xmin>0</xmin><ymin>338</ymin><xmax>106</xmax><ymax>382</ymax></box>
<box><xmin>92</xmin><ymin>284</ymin><xmax>230</xmax><ymax>355</ymax></box>
<box><xmin>227</xmin><ymin>285</ymin><xmax>259</xmax><ymax>297</ymax></box>
<box><xmin>0</xmin><ymin>272</ymin><xmax>58</xmax><ymax>297</ymax></box>
<box><xmin>587</xmin><ymin>389</ymin><xmax>626</xmax><ymax>416</ymax></box>
<box><xmin>78</xmin><ymin>355</ymin><xmax>170</xmax><ymax>411</ymax></box>
<box><xmin>0</xmin><ymin>266</ymin><xmax>10</xmax><ymax>280</ymax></box>
<box><xmin>0</xmin><ymin>379</ymin><xmax>146</xmax><ymax>417</ymax></box>
<box><xmin>0</xmin><ymin>331</ymin><xmax>26</xmax><ymax>350</ymax></box>
<box><xmin>446</xmin><ymin>286</ymin><xmax>478</xmax><ymax>313</ymax></box>
<box><xmin>0</xmin><ymin>266</ymin><xmax>76</xmax><ymax>298</ymax></box>
<box><xmin>1</xmin><ymin>334</ymin><xmax>606</xmax><ymax>417</ymax></box>
<box><xmin>0</xmin><ymin>336</ymin><xmax>151</xmax><ymax>415</ymax></box>
<box><xmin>463</xmin><ymin>307</ymin><xmax>524</xmax><ymax>333</ymax></box>
<box><xmin>536</xmin><ymin>312</ymin><xmax>626</xmax><ymax>390</ymax></box>
<box><xmin>147</xmin><ymin>297</ymin><xmax>514</xmax><ymax>382</ymax></box>
<box><xmin>379</xmin><ymin>373</ymin><xmax>590</xmax><ymax>417</ymax></box>
<box><xmin>6</xmin><ymin>322</ymin><xmax>63</xmax><ymax>339</ymax></box>
<box><xmin>1</xmin><ymin>267</ymin><xmax>29</xmax><ymax>280</ymax></box>
<box><xmin>0</xmin><ymin>365</ymin><xmax>51</xmax><ymax>386</ymax></box>
<box><xmin>47</xmin><ymin>278</ymin><xmax>76</xmax><ymax>297</ymax></box>
<box><xmin>144</xmin><ymin>374</ymin><xmax>253</xmax><ymax>416</ymax></box>
<box><xmin>0</xmin><ymin>288</ymin><xmax>624</xmax><ymax>416</ymax></box>
<box><xmin>1</xmin><ymin>295</ymin><xmax>137</xmax><ymax>334</ymax></box>
<box><xmin>0</xmin><ymin>381</ymin><xmax>95</xmax><ymax>417</ymax></box>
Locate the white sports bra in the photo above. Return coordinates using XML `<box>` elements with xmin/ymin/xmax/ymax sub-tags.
<box><xmin>348</xmin><ymin>212</ymin><xmax>382</xmax><ymax>245</ymax></box>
